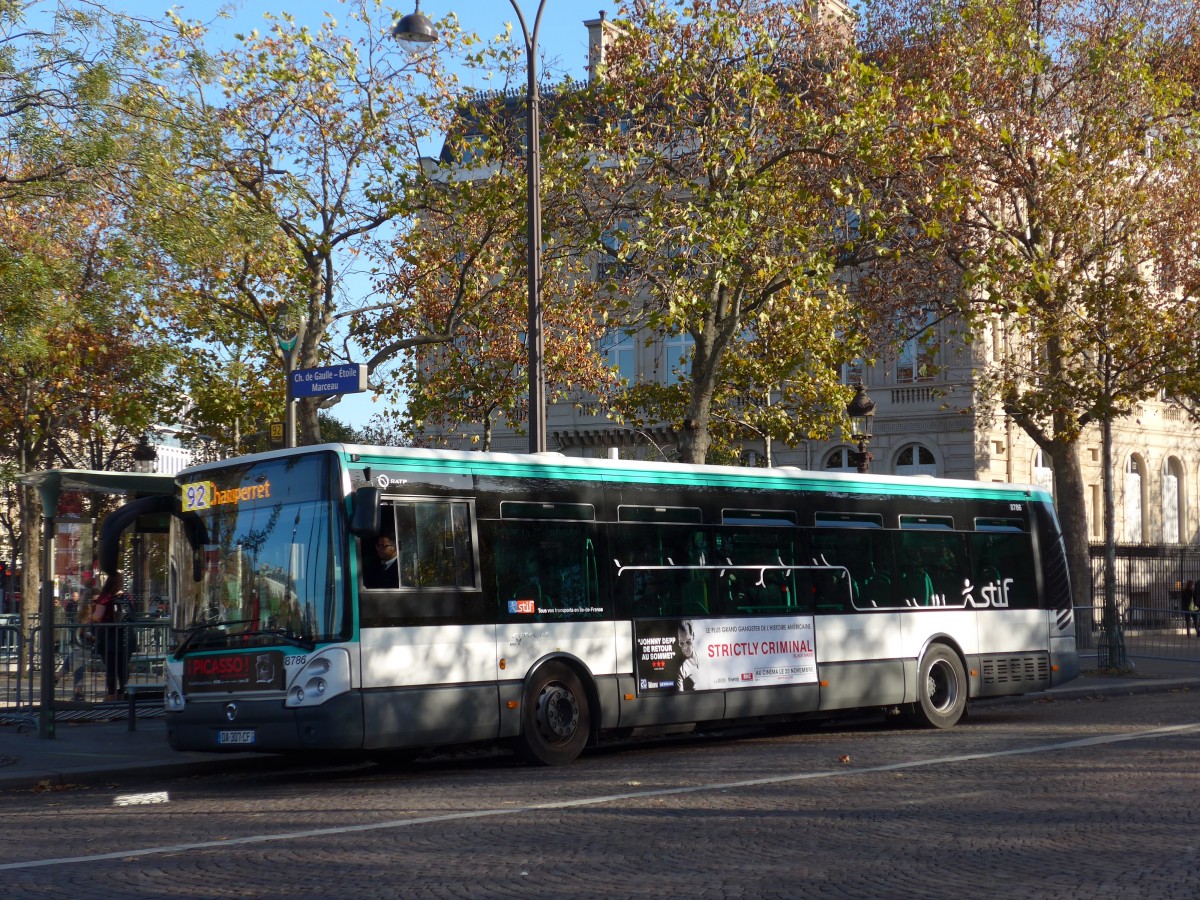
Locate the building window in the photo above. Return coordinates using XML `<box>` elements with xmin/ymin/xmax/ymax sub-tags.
<box><xmin>1162</xmin><ymin>457</ymin><xmax>1183</xmax><ymax>544</ymax></box>
<box><xmin>598</xmin><ymin>220</ymin><xmax>633</xmax><ymax>282</ymax></box>
<box><xmin>895</xmin><ymin>444</ymin><xmax>937</xmax><ymax>477</ymax></box>
<box><xmin>1032</xmin><ymin>450</ymin><xmax>1053</xmax><ymax>495</ymax></box>
<box><xmin>599</xmin><ymin>329</ymin><xmax>637</xmax><ymax>384</ymax></box>
<box><xmin>659</xmin><ymin>333</ymin><xmax>694</xmax><ymax>386</ymax></box>
<box><xmin>824</xmin><ymin>447</ymin><xmax>854</xmax><ymax>472</ymax></box>
<box><xmin>895</xmin><ymin>310</ymin><xmax>938</xmax><ymax>384</ymax></box>
<box><xmin>1124</xmin><ymin>456</ymin><xmax>1144</xmax><ymax>543</ymax></box>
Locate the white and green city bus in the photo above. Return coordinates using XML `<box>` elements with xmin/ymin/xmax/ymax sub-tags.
<box><xmin>154</xmin><ymin>444</ymin><xmax>1078</xmax><ymax>765</ymax></box>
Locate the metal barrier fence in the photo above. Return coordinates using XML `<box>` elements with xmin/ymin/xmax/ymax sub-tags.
<box><xmin>0</xmin><ymin>620</ymin><xmax>24</xmax><ymax>710</ymax></box>
<box><xmin>1074</xmin><ymin>604</ymin><xmax>1200</xmax><ymax>661</ymax></box>
<box><xmin>1089</xmin><ymin>542</ymin><xmax>1200</xmax><ymax>622</ymax></box>
<box><xmin>0</xmin><ymin>619</ymin><xmax>173</xmax><ymax>711</ymax></box>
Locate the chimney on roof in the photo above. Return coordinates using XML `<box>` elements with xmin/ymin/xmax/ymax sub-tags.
<box><xmin>584</xmin><ymin>11</ymin><xmax>623</xmax><ymax>83</ymax></box>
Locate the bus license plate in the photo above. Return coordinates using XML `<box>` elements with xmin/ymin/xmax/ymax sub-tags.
<box><xmin>217</xmin><ymin>729</ymin><xmax>256</xmax><ymax>746</ymax></box>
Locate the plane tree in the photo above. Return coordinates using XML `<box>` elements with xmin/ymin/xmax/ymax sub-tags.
<box><xmin>134</xmin><ymin>0</ymin><xmax>473</xmax><ymax>446</ymax></box>
<box><xmin>863</xmin><ymin>0</ymin><xmax>1200</xmax><ymax>655</ymax></box>
<box><xmin>568</xmin><ymin>0</ymin><xmax>961</xmax><ymax>464</ymax></box>
<box><xmin>0</xmin><ymin>2</ymin><xmax>179</xmax><ymax>623</ymax></box>
<box><xmin>356</xmin><ymin>72</ymin><xmax>625</xmax><ymax>450</ymax></box>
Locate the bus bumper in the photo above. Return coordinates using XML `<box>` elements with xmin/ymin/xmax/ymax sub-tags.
<box><xmin>166</xmin><ymin>691</ymin><xmax>365</xmax><ymax>753</ymax></box>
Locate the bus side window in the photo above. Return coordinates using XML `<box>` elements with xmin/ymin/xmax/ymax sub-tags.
<box><xmin>383</xmin><ymin>500</ymin><xmax>478</xmax><ymax>590</ymax></box>
<box><xmin>895</xmin><ymin>530</ymin><xmax>967</xmax><ymax>607</ymax></box>
<box><xmin>613</xmin><ymin>524</ymin><xmax>712</xmax><ymax>619</ymax></box>
<box><xmin>811</xmin><ymin>527</ymin><xmax>896</xmax><ymax>610</ymax></box>
<box><xmin>969</xmin><ymin>531</ymin><xmax>1036</xmax><ymax>608</ymax></box>
<box><xmin>715</xmin><ymin>526</ymin><xmax>804</xmax><ymax>615</ymax></box>
<box><xmin>360</xmin><ymin>502</ymin><xmax>401</xmax><ymax>591</ymax></box>
<box><xmin>811</xmin><ymin>568</ymin><xmax>851</xmax><ymax>612</ymax></box>
<box><xmin>895</xmin><ymin>563</ymin><xmax>933</xmax><ymax>607</ymax></box>
<box><xmin>491</xmin><ymin>520</ymin><xmax>606</xmax><ymax>620</ymax></box>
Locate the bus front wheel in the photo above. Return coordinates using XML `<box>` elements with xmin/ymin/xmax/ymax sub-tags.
<box><xmin>911</xmin><ymin>645</ymin><xmax>967</xmax><ymax>729</ymax></box>
<box><xmin>517</xmin><ymin>662</ymin><xmax>591</xmax><ymax>766</ymax></box>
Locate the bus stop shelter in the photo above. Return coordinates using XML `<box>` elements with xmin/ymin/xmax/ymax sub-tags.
<box><xmin>17</xmin><ymin>469</ymin><xmax>175</xmax><ymax>739</ymax></box>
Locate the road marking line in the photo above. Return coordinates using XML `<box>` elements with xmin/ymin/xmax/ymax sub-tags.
<box><xmin>113</xmin><ymin>791</ymin><xmax>170</xmax><ymax>807</ymax></box>
<box><xmin>3</xmin><ymin>721</ymin><xmax>1198</xmax><ymax>872</ymax></box>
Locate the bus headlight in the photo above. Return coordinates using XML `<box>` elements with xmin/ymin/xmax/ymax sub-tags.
<box><xmin>164</xmin><ymin>660</ymin><xmax>186</xmax><ymax>712</ymax></box>
<box><xmin>284</xmin><ymin>649</ymin><xmax>350</xmax><ymax>708</ymax></box>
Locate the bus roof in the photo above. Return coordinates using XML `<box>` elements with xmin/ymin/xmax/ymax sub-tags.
<box><xmin>176</xmin><ymin>443</ymin><xmax>1052</xmax><ymax>505</ymax></box>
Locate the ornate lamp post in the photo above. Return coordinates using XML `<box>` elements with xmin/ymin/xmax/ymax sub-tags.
<box><xmin>394</xmin><ymin>1</ymin><xmax>549</xmax><ymax>454</ymax></box>
<box><xmin>846</xmin><ymin>382</ymin><xmax>876</xmax><ymax>474</ymax></box>
<box><xmin>132</xmin><ymin>433</ymin><xmax>158</xmax><ymax>474</ymax></box>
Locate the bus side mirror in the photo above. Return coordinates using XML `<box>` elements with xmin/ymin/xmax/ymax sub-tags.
<box><xmin>351</xmin><ymin>486</ymin><xmax>382</xmax><ymax>537</ymax></box>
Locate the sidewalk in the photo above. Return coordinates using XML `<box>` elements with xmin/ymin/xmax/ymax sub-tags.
<box><xmin>0</xmin><ymin>656</ymin><xmax>1196</xmax><ymax>792</ymax></box>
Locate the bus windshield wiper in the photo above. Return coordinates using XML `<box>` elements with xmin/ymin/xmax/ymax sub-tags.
<box><xmin>172</xmin><ymin>619</ymin><xmax>257</xmax><ymax>659</ymax></box>
<box><xmin>250</xmin><ymin>628</ymin><xmax>316</xmax><ymax>652</ymax></box>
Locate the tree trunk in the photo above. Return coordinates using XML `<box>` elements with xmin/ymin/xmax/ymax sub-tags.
<box><xmin>677</xmin><ymin>317</ymin><xmax>730</xmax><ymax>465</ymax></box>
<box><xmin>16</xmin><ymin>484</ymin><xmax>41</xmax><ymax>676</ymax></box>
<box><xmin>1046</xmin><ymin>441</ymin><xmax>1091</xmax><ymax>636</ymax></box>
<box><xmin>298</xmin><ymin>396</ymin><xmax>322</xmax><ymax>446</ymax></box>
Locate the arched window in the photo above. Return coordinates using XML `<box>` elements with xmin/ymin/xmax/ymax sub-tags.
<box><xmin>824</xmin><ymin>447</ymin><xmax>854</xmax><ymax>472</ymax></box>
<box><xmin>895</xmin><ymin>444</ymin><xmax>937</xmax><ymax>477</ymax></box>
<box><xmin>1162</xmin><ymin>457</ymin><xmax>1184</xmax><ymax>544</ymax></box>
<box><xmin>1124</xmin><ymin>456</ymin><xmax>1144</xmax><ymax>543</ymax></box>
<box><xmin>1032</xmin><ymin>449</ymin><xmax>1053</xmax><ymax>495</ymax></box>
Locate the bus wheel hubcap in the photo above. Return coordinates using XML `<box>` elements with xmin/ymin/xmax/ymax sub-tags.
<box><xmin>927</xmin><ymin>660</ymin><xmax>957</xmax><ymax>712</ymax></box>
<box><xmin>539</xmin><ymin>684</ymin><xmax>579</xmax><ymax>740</ymax></box>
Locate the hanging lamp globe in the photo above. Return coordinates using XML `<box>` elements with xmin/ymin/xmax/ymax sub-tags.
<box><xmin>392</xmin><ymin>1</ymin><xmax>439</xmax><ymax>43</ymax></box>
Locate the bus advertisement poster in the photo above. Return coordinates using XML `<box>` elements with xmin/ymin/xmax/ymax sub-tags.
<box><xmin>183</xmin><ymin>650</ymin><xmax>286</xmax><ymax>693</ymax></box>
<box><xmin>635</xmin><ymin>616</ymin><xmax>817</xmax><ymax>695</ymax></box>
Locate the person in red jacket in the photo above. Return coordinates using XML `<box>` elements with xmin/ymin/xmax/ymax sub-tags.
<box><xmin>91</xmin><ymin>573</ymin><xmax>131</xmax><ymax>702</ymax></box>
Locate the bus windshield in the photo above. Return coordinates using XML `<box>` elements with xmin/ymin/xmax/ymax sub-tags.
<box><xmin>170</xmin><ymin>452</ymin><xmax>348</xmax><ymax>650</ymax></box>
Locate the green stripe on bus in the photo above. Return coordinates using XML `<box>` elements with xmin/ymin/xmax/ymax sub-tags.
<box><xmin>347</xmin><ymin>453</ymin><xmax>1047</xmax><ymax>504</ymax></box>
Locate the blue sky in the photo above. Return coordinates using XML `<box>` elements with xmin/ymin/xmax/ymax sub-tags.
<box><xmin>112</xmin><ymin>1</ymin><xmax>619</xmax><ymax>429</ymax></box>
<box><xmin>121</xmin><ymin>1</ymin><xmax>619</xmax><ymax>85</ymax></box>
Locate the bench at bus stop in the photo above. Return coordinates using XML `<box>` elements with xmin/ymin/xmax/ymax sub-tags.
<box><xmin>127</xmin><ymin>684</ymin><xmax>165</xmax><ymax>731</ymax></box>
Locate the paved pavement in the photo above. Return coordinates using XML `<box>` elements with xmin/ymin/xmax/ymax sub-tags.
<box><xmin>0</xmin><ymin>654</ymin><xmax>1196</xmax><ymax>793</ymax></box>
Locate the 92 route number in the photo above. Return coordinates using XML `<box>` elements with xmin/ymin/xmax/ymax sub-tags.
<box><xmin>182</xmin><ymin>480</ymin><xmax>215</xmax><ymax>513</ymax></box>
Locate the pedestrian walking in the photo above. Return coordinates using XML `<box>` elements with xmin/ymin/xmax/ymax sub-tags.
<box><xmin>91</xmin><ymin>573</ymin><xmax>132</xmax><ymax>701</ymax></box>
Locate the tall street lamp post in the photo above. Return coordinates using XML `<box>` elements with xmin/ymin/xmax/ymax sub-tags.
<box><xmin>276</xmin><ymin>317</ymin><xmax>306</xmax><ymax>450</ymax></box>
<box><xmin>846</xmin><ymin>382</ymin><xmax>876</xmax><ymax>474</ymax></box>
<box><xmin>394</xmin><ymin>1</ymin><xmax>549</xmax><ymax>454</ymax></box>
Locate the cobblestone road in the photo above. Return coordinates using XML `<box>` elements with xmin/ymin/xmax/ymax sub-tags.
<box><xmin>1</xmin><ymin>688</ymin><xmax>1198</xmax><ymax>899</ymax></box>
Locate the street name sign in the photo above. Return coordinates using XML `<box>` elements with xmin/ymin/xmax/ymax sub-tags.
<box><xmin>289</xmin><ymin>364</ymin><xmax>369</xmax><ymax>399</ymax></box>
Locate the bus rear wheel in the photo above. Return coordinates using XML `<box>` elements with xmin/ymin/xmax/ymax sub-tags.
<box><xmin>911</xmin><ymin>644</ymin><xmax>967</xmax><ymax>729</ymax></box>
<box><xmin>517</xmin><ymin>663</ymin><xmax>590</xmax><ymax>766</ymax></box>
